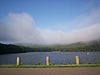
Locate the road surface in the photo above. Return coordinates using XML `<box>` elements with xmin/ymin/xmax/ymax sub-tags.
<box><xmin>0</xmin><ymin>68</ymin><xmax>100</xmax><ymax>75</ymax></box>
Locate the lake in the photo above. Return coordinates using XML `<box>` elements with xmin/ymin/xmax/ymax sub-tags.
<box><xmin>0</xmin><ymin>52</ymin><xmax>100</xmax><ymax>64</ymax></box>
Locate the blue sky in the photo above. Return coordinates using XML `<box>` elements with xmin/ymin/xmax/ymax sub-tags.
<box><xmin>0</xmin><ymin>0</ymin><xmax>100</xmax><ymax>44</ymax></box>
<box><xmin>0</xmin><ymin>0</ymin><xmax>99</xmax><ymax>30</ymax></box>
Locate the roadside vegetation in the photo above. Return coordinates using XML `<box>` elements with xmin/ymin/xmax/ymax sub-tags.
<box><xmin>0</xmin><ymin>64</ymin><xmax>100</xmax><ymax>68</ymax></box>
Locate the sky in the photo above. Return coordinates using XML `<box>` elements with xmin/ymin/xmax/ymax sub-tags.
<box><xmin>0</xmin><ymin>0</ymin><xmax>100</xmax><ymax>45</ymax></box>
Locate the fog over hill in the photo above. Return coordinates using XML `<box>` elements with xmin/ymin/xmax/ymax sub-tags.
<box><xmin>0</xmin><ymin>39</ymin><xmax>100</xmax><ymax>54</ymax></box>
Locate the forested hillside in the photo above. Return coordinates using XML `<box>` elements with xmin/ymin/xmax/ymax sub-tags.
<box><xmin>0</xmin><ymin>40</ymin><xmax>100</xmax><ymax>54</ymax></box>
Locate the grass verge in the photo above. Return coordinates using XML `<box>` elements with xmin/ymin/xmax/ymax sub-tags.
<box><xmin>0</xmin><ymin>64</ymin><xmax>100</xmax><ymax>68</ymax></box>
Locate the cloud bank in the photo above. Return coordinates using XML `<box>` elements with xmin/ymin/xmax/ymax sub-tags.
<box><xmin>42</xmin><ymin>24</ymin><xmax>100</xmax><ymax>44</ymax></box>
<box><xmin>0</xmin><ymin>8</ymin><xmax>100</xmax><ymax>45</ymax></box>
<box><xmin>0</xmin><ymin>13</ymin><xmax>44</xmax><ymax>44</ymax></box>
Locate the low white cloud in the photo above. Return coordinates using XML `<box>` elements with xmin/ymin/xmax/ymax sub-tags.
<box><xmin>0</xmin><ymin>13</ymin><xmax>44</xmax><ymax>44</ymax></box>
<box><xmin>41</xmin><ymin>24</ymin><xmax>100</xmax><ymax>44</ymax></box>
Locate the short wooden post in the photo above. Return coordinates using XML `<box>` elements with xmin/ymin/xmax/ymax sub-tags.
<box><xmin>16</xmin><ymin>57</ymin><xmax>20</xmax><ymax>65</ymax></box>
<box><xmin>76</xmin><ymin>56</ymin><xmax>80</xmax><ymax>65</ymax></box>
<box><xmin>46</xmin><ymin>56</ymin><xmax>49</xmax><ymax>65</ymax></box>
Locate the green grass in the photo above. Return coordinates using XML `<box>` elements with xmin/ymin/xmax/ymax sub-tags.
<box><xmin>0</xmin><ymin>64</ymin><xmax>100</xmax><ymax>68</ymax></box>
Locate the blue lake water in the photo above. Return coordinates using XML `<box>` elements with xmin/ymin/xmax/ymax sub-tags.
<box><xmin>0</xmin><ymin>52</ymin><xmax>100</xmax><ymax>64</ymax></box>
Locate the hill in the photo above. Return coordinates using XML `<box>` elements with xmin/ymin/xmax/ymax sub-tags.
<box><xmin>0</xmin><ymin>40</ymin><xmax>100</xmax><ymax>54</ymax></box>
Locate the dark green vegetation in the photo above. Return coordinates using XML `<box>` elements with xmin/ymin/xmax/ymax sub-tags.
<box><xmin>0</xmin><ymin>40</ymin><xmax>100</xmax><ymax>54</ymax></box>
<box><xmin>0</xmin><ymin>43</ymin><xmax>34</xmax><ymax>54</ymax></box>
<box><xmin>0</xmin><ymin>64</ymin><xmax>100</xmax><ymax>68</ymax></box>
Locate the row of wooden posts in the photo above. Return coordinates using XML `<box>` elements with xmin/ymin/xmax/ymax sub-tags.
<box><xmin>16</xmin><ymin>56</ymin><xmax>80</xmax><ymax>66</ymax></box>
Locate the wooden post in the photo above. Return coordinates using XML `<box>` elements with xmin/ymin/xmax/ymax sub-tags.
<box><xmin>16</xmin><ymin>57</ymin><xmax>20</xmax><ymax>66</ymax></box>
<box><xmin>46</xmin><ymin>56</ymin><xmax>49</xmax><ymax>65</ymax></box>
<box><xmin>76</xmin><ymin>56</ymin><xmax>80</xmax><ymax>65</ymax></box>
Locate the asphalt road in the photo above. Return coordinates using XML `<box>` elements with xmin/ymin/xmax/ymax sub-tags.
<box><xmin>0</xmin><ymin>68</ymin><xmax>100</xmax><ymax>75</ymax></box>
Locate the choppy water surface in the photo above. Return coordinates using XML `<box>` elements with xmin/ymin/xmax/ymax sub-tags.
<box><xmin>0</xmin><ymin>52</ymin><xmax>100</xmax><ymax>64</ymax></box>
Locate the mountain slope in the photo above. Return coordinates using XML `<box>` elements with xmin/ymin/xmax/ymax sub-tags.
<box><xmin>0</xmin><ymin>40</ymin><xmax>100</xmax><ymax>54</ymax></box>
